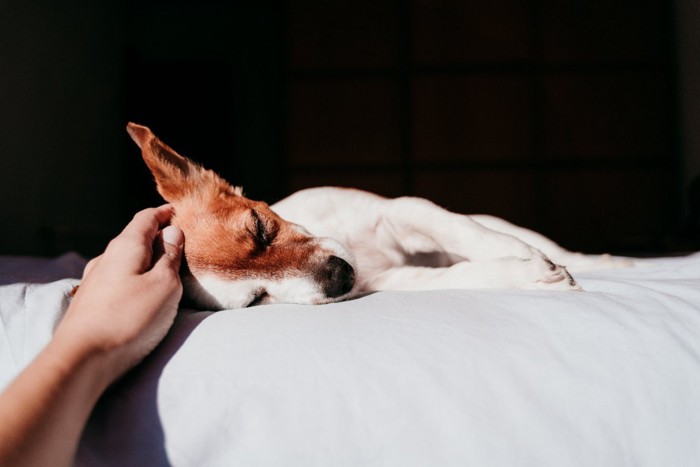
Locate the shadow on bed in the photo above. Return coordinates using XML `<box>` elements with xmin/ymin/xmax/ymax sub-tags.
<box><xmin>0</xmin><ymin>253</ymin><xmax>86</xmax><ymax>286</ymax></box>
<box><xmin>77</xmin><ymin>310</ymin><xmax>214</xmax><ymax>466</ymax></box>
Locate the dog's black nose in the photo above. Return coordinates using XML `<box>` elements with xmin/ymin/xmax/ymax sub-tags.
<box><xmin>319</xmin><ymin>256</ymin><xmax>355</xmax><ymax>298</ymax></box>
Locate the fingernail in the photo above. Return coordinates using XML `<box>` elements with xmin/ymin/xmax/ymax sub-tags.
<box><xmin>162</xmin><ymin>225</ymin><xmax>184</xmax><ymax>247</ymax></box>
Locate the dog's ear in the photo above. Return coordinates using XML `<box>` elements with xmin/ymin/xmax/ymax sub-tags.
<box><xmin>126</xmin><ymin>122</ymin><xmax>236</xmax><ymax>203</ymax></box>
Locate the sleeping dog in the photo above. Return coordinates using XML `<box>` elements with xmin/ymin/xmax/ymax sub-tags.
<box><xmin>127</xmin><ymin>123</ymin><xmax>629</xmax><ymax>309</ymax></box>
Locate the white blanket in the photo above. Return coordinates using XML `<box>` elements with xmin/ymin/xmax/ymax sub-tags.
<box><xmin>1</xmin><ymin>254</ymin><xmax>700</xmax><ymax>466</ymax></box>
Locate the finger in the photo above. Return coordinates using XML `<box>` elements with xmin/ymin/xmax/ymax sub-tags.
<box><xmin>152</xmin><ymin>225</ymin><xmax>184</xmax><ymax>273</ymax></box>
<box><xmin>109</xmin><ymin>205</ymin><xmax>175</xmax><ymax>272</ymax></box>
<box><xmin>83</xmin><ymin>255</ymin><xmax>102</xmax><ymax>278</ymax></box>
<box><xmin>151</xmin><ymin>204</ymin><xmax>176</xmax><ymax>228</ymax></box>
<box><xmin>120</xmin><ymin>205</ymin><xmax>174</xmax><ymax>243</ymax></box>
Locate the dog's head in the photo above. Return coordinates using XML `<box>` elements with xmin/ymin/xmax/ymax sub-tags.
<box><xmin>127</xmin><ymin>123</ymin><xmax>355</xmax><ymax>309</ymax></box>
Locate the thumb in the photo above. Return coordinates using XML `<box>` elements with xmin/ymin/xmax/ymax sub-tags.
<box><xmin>153</xmin><ymin>225</ymin><xmax>184</xmax><ymax>271</ymax></box>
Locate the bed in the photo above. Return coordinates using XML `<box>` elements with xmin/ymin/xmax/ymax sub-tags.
<box><xmin>1</xmin><ymin>252</ymin><xmax>700</xmax><ymax>466</ymax></box>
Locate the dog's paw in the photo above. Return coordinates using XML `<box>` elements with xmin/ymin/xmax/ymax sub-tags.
<box><xmin>535</xmin><ymin>259</ymin><xmax>581</xmax><ymax>291</ymax></box>
<box><xmin>504</xmin><ymin>256</ymin><xmax>581</xmax><ymax>291</ymax></box>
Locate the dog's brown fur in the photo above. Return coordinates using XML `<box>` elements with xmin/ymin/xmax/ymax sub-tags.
<box><xmin>127</xmin><ymin>123</ymin><xmax>341</xmax><ymax>283</ymax></box>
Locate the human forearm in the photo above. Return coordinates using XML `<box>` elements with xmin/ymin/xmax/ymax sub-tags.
<box><xmin>0</xmin><ymin>335</ymin><xmax>113</xmax><ymax>467</ymax></box>
<box><xmin>0</xmin><ymin>207</ymin><xmax>183</xmax><ymax>465</ymax></box>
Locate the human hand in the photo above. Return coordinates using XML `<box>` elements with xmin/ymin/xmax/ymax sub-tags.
<box><xmin>54</xmin><ymin>205</ymin><xmax>184</xmax><ymax>385</ymax></box>
<box><xmin>0</xmin><ymin>206</ymin><xmax>183</xmax><ymax>467</ymax></box>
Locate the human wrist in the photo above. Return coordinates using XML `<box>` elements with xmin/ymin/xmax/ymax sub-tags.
<box><xmin>47</xmin><ymin>329</ymin><xmax>124</xmax><ymax>395</ymax></box>
<box><xmin>0</xmin><ymin>327</ymin><xmax>122</xmax><ymax>467</ymax></box>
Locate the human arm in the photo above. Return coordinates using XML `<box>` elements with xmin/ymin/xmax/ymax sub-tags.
<box><xmin>0</xmin><ymin>205</ymin><xmax>184</xmax><ymax>467</ymax></box>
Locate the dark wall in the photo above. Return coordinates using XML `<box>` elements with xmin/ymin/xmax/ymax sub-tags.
<box><xmin>0</xmin><ymin>1</ymin><xmax>687</xmax><ymax>257</ymax></box>
<box><xmin>0</xmin><ymin>1</ymin><xmax>126</xmax><ymax>256</ymax></box>
<box><xmin>0</xmin><ymin>1</ymin><xmax>284</xmax><ymax>256</ymax></box>
<box><xmin>123</xmin><ymin>1</ymin><xmax>284</xmax><ymax>212</ymax></box>
<box><xmin>283</xmin><ymin>0</ymin><xmax>680</xmax><ymax>254</ymax></box>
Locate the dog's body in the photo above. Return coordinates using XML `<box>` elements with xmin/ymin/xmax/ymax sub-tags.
<box><xmin>127</xmin><ymin>123</ymin><xmax>630</xmax><ymax>310</ymax></box>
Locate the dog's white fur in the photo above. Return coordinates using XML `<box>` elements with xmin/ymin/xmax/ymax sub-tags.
<box><xmin>273</xmin><ymin>188</ymin><xmax>627</xmax><ymax>293</ymax></box>
<box><xmin>127</xmin><ymin>123</ymin><xmax>630</xmax><ymax>310</ymax></box>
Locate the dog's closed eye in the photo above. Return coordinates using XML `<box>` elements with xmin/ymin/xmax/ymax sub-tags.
<box><xmin>249</xmin><ymin>209</ymin><xmax>273</xmax><ymax>247</ymax></box>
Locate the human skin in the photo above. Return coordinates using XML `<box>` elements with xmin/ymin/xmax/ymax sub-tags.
<box><xmin>0</xmin><ymin>204</ymin><xmax>184</xmax><ymax>467</ymax></box>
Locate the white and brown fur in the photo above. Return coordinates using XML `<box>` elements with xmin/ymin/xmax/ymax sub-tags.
<box><xmin>127</xmin><ymin>123</ymin><xmax>630</xmax><ymax>310</ymax></box>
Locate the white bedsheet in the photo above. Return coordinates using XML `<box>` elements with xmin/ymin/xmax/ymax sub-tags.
<box><xmin>1</xmin><ymin>254</ymin><xmax>700</xmax><ymax>466</ymax></box>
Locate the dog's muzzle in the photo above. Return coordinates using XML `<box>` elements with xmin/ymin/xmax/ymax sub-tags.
<box><xmin>317</xmin><ymin>255</ymin><xmax>355</xmax><ymax>298</ymax></box>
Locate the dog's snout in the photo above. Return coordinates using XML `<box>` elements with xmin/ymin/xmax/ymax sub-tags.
<box><xmin>319</xmin><ymin>255</ymin><xmax>355</xmax><ymax>298</ymax></box>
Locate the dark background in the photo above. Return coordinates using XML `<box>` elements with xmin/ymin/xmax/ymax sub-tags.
<box><xmin>0</xmin><ymin>1</ymin><xmax>696</xmax><ymax>257</ymax></box>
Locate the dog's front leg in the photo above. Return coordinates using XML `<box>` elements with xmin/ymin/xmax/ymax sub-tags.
<box><xmin>379</xmin><ymin>197</ymin><xmax>580</xmax><ymax>289</ymax></box>
<box><xmin>369</xmin><ymin>260</ymin><xmax>580</xmax><ymax>292</ymax></box>
<box><xmin>383</xmin><ymin>197</ymin><xmax>546</xmax><ymax>262</ymax></box>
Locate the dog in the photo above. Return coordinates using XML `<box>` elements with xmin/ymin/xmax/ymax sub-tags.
<box><xmin>127</xmin><ymin>123</ymin><xmax>630</xmax><ymax>310</ymax></box>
